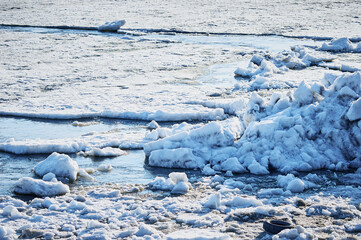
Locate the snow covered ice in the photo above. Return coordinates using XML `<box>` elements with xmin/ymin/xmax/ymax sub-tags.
<box><xmin>1</xmin><ymin>0</ymin><xmax>361</xmax><ymax>239</ymax></box>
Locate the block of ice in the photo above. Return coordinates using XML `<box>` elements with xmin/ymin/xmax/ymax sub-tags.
<box><xmin>347</xmin><ymin>98</ymin><xmax>361</xmax><ymax>121</ymax></box>
<box><xmin>14</xmin><ymin>177</ymin><xmax>69</xmax><ymax>197</ymax></box>
<box><xmin>34</xmin><ymin>152</ymin><xmax>79</xmax><ymax>182</ymax></box>
<box><xmin>98</xmin><ymin>20</ymin><xmax>126</xmax><ymax>32</ymax></box>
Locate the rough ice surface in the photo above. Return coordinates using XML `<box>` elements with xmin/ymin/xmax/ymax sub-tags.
<box><xmin>143</xmin><ymin>72</ymin><xmax>361</xmax><ymax>175</ymax></box>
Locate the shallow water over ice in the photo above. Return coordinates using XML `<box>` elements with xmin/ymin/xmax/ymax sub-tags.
<box><xmin>0</xmin><ymin>117</ymin><xmax>147</xmax><ymax>142</ymax></box>
<box><xmin>0</xmin><ymin>151</ymin><xmax>169</xmax><ymax>196</ymax></box>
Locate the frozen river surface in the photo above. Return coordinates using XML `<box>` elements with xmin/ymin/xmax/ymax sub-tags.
<box><xmin>1</xmin><ymin>1</ymin><xmax>361</xmax><ymax>239</ymax></box>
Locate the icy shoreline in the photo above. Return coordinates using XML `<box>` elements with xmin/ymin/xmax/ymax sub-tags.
<box><xmin>1</xmin><ymin>171</ymin><xmax>360</xmax><ymax>239</ymax></box>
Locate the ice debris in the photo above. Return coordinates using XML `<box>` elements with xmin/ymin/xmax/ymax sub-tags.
<box><xmin>145</xmin><ymin>72</ymin><xmax>361</xmax><ymax>175</ymax></box>
<box><xmin>78</xmin><ymin>147</ymin><xmax>127</xmax><ymax>157</ymax></box>
<box><xmin>148</xmin><ymin>172</ymin><xmax>191</xmax><ymax>194</ymax></box>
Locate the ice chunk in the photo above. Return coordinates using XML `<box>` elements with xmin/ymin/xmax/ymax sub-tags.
<box><xmin>14</xmin><ymin>177</ymin><xmax>69</xmax><ymax>197</ymax></box>
<box><xmin>220</xmin><ymin>157</ymin><xmax>247</xmax><ymax>173</ymax></box>
<box><xmin>347</xmin><ymin>98</ymin><xmax>361</xmax><ymax>121</ymax></box>
<box><xmin>79</xmin><ymin>147</ymin><xmax>126</xmax><ymax>157</ymax></box>
<box><xmin>147</xmin><ymin>120</ymin><xmax>160</xmax><ymax>129</ymax></box>
<box><xmin>2</xmin><ymin>205</ymin><xmax>25</xmax><ymax>219</ymax></box>
<box><xmin>202</xmin><ymin>164</ymin><xmax>217</xmax><ymax>176</ymax></box>
<box><xmin>98</xmin><ymin>20</ymin><xmax>126</xmax><ymax>32</ymax></box>
<box><xmin>248</xmin><ymin>160</ymin><xmax>269</xmax><ymax>175</ymax></box>
<box><xmin>258</xmin><ymin>188</ymin><xmax>284</xmax><ymax>196</ymax></box>
<box><xmin>294</xmin><ymin>81</ymin><xmax>314</xmax><ymax>105</ymax></box>
<box><xmin>0</xmin><ymin>226</ymin><xmax>16</xmax><ymax>240</ymax></box>
<box><xmin>169</xmin><ymin>172</ymin><xmax>188</xmax><ymax>184</ymax></box>
<box><xmin>42</xmin><ymin>172</ymin><xmax>56</xmax><ymax>182</ymax></box>
<box><xmin>338</xmin><ymin>86</ymin><xmax>358</xmax><ymax>98</ymax></box>
<box><xmin>135</xmin><ymin>224</ymin><xmax>162</xmax><ymax>237</ymax></box>
<box><xmin>287</xmin><ymin>179</ymin><xmax>305</xmax><ymax>193</ymax></box>
<box><xmin>148</xmin><ymin>177</ymin><xmax>175</xmax><ymax>191</ymax></box>
<box><xmin>318</xmin><ymin>37</ymin><xmax>358</xmax><ymax>53</ymax></box>
<box><xmin>34</xmin><ymin>152</ymin><xmax>79</xmax><ymax>182</ymax></box>
<box><xmin>331</xmin><ymin>72</ymin><xmax>361</xmax><ymax>93</ymax></box>
<box><xmin>204</xmin><ymin>193</ymin><xmax>221</xmax><ymax>209</ymax></box>
<box><xmin>225</xmin><ymin>196</ymin><xmax>263</xmax><ymax>208</ymax></box>
<box><xmin>148</xmin><ymin>148</ymin><xmax>204</xmax><ymax>169</ymax></box>
<box><xmin>171</xmin><ymin>181</ymin><xmax>190</xmax><ymax>194</ymax></box>
<box><xmin>97</xmin><ymin>164</ymin><xmax>113</xmax><ymax>172</ymax></box>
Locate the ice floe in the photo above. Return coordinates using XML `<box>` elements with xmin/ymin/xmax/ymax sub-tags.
<box><xmin>98</xmin><ymin>20</ymin><xmax>126</xmax><ymax>32</ymax></box>
<box><xmin>13</xmin><ymin>177</ymin><xmax>69</xmax><ymax>197</ymax></box>
<box><xmin>318</xmin><ymin>37</ymin><xmax>361</xmax><ymax>53</ymax></box>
